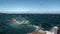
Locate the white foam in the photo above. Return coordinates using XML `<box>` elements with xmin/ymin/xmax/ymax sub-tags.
<box><xmin>46</xmin><ymin>31</ymin><xmax>54</xmax><ymax>34</ymax></box>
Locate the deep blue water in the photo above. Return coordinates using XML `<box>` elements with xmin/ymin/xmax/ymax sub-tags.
<box><xmin>0</xmin><ymin>13</ymin><xmax>60</xmax><ymax>34</ymax></box>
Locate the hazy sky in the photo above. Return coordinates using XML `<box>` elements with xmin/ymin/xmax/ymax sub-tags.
<box><xmin>0</xmin><ymin>0</ymin><xmax>60</xmax><ymax>13</ymax></box>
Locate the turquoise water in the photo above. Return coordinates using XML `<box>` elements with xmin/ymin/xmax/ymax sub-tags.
<box><xmin>0</xmin><ymin>13</ymin><xmax>60</xmax><ymax>34</ymax></box>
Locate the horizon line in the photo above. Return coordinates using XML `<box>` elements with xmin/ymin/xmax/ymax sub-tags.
<box><xmin>0</xmin><ymin>11</ymin><xmax>60</xmax><ymax>14</ymax></box>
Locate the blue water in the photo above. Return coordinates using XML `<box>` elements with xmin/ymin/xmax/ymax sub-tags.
<box><xmin>0</xmin><ymin>13</ymin><xmax>60</xmax><ymax>34</ymax></box>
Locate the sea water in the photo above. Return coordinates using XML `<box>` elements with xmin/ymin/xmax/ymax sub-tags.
<box><xmin>0</xmin><ymin>13</ymin><xmax>60</xmax><ymax>34</ymax></box>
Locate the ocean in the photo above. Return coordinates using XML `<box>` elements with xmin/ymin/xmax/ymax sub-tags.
<box><xmin>0</xmin><ymin>13</ymin><xmax>60</xmax><ymax>34</ymax></box>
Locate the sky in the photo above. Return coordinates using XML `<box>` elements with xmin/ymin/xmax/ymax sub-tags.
<box><xmin>0</xmin><ymin>0</ymin><xmax>60</xmax><ymax>13</ymax></box>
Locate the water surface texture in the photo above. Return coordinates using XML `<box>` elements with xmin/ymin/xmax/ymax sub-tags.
<box><xmin>0</xmin><ymin>13</ymin><xmax>60</xmax><ymax>34</ymax></box>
